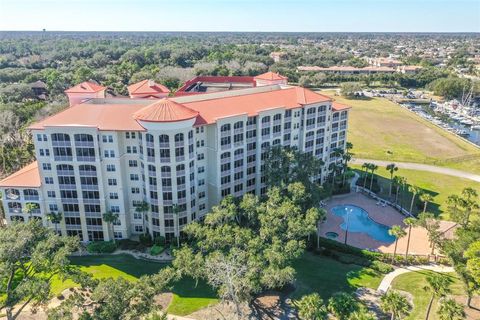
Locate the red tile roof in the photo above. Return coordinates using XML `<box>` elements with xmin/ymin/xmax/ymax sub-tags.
<box><xmin>183</xmin><ymin>87</ymin><xmax>330</xmax><ymax>125</ymax></box>
<box><xmin>29</xmin><ymin>103</ymin><xmax>147</xmax><ymax>131</ymax></box>
<box><xmin>127</xmin><ymin>79</ymin><xmax>170</xmax><ymax>95</ymax></box>
<box><xmin>29</xmin><ymin>86</ymin><xmax>336</xmax><ymax>130</ymax></box>
<box><xmin>332</xmin><ymin>101</ymin><xmax>351</xmax><ymax>111</ymax></box>
<box><xmin>175</xmin><ymin>76</ymin><xmax>256</xmax><ymax>96</ymax></box>
<box><xmin>64</xmin><ymin>81</ymin><xmax>106</xmax><ymax>93</ymax></box>
<box><xmin>254</xmin><ymin>72</ymin><xmax>287</xmax><ymax>81</ymax></box>
<box><xmin>134</xmin><ymin>99</ymin><xmax>199</xmax><ymax>123</ymax></box>
<box><xmin>0</xmin><ymin>161</ymin><xmax>41</xmax><ymax>188</ymax></box>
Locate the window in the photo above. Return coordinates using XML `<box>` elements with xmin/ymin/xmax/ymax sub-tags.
<box><xmin>234</xmin><ymin>121</ymin><xmax>243</xmax><ymax>130</ymax></box>
<box><xmin>45</xmin><ymin>177</ymin><xmax>54</xmax><ymax>184</ymax></box>
<box><xmin>221</xmin><ymin>163</ymin><xmax>230</xmax><ymax>172</ymax></box>
<box><xmin>221</xmin><ymin>188</ymin><xmax>231</xmax><ymax>197</ymax></box>
<box><xmin>111</xmin><ymin>206</ymin><xmax>120</xmax><ymax>213</ymax></box>
<box><xmin>47</xmin><ymin>191</ymin><xmax>56</xmax><ymax>198</ymax></box>
<box><xmin>198</xmin><ymin>166</ymin><xmax>205</xmax><ymax>173</ymax></box>
<box><xmin>221</xmin><ymin>124</ymin><xmax>231</xmax><ymax>132</ymax></box>
<box><xmin>199</xmin><ymin>191</ymin><xmax>206</xmax><ymax>199</ymax></box>
<box><xmin>234</xmin><ymin>159</ymin><xmax>243</xmax><ymax>168</ymax></box>
<box><xmin>175</xmin><ymin>147</ymin><xmax>184</xmax><ymax>157</ymax></box>
<box><xmin>109</xmin><ymin>192</ymin><xmax>119</xmax><ymax>199</ymax></box>
<box><xmin>146</xmin><ymin>134</ymin><xmax>154</xmax><ymax>143</ymax></box>
<box><xmin>159</xmin><ymin>134</ymin><xmax>169</xmax><ymax>145</ymax></box>
<box><xmin>221</xmin><ymin>136</ymin><xmax>231</xmax><ymax>146</ymax></box>
<box><xmin>175</xmin><ymin>133</ymin><xmax>184</xmax><ymax>143</ymax></box>
<box><xmin>131</xmin><ymin>187</ymin><xmax>140</xmax><ymax>194</ymax></box>
<box><xmin>221</xmin><ymin>152</ymin><xmax>231</xmax><ymax>160</ymax></box>
<box><xmin>234</xmin><ymin>171</ymin><xmax>243</xmax><ymax>180</ymax></box>
<box><xmin>49</xmin><ymin>204</ymin><xmax>58</xmax><ymax>211</ymax></box>
<box><xmin>130</xmin><ymin>174</ymin><xmax>139</xmax><ymax>181</ymax></box>
<box><xmin>234</xmin><ymin>184</ymin><xmax>243</xmax><ymax>192</ymax></box>
<box><xmin>134</xmin><ymin>225</ymin><xmax>144</xmax><ymax>233</ymax></box>
<box><xmin>234</xmin><ymin>133</ymin><xmax>243</xmax><ymax>144</ymax></box>
<box><xmin>108</xmin><ymin>179</ymin><xmax>117</xmax><ymax>186</ymax></box>
<box><xmin>261</xmin><ymin>128</ymin><xmax>270</xmax><ymax>136</ymax></box>
<box><xmin>129</xmin><ymin>160</ymin><xmax>138</xmax><ymax>167</ymax></box>
<box><xmin>102</xmin><ymin>135</ymin><xmax>113</xmax><ymax>143</ymax></box>
<box><xmin>106</xmin><ymin>164</ymin><xmax>116</xmax><ymax>172</ymax></box>
<box><xmin>247</xmin><ymin>116</ymin><xmax>257</xmax><ymax>125</ymax></box>
<box><xmin>261</xmin><ymin>116</ymin><xmax>270</xmax><ymax>124</ymax></box>
<box><xmin>273</xmin><ymin>113</ymin><xmax>282</xmax><ymax>121</ymax></box>
<box><xmin>221</xmin><ymin>176</ymin><xmax>231</xmax><ymax>185</ymax></box>
<box><xmin>198</xmin><ymin>179</ymin><xmax>205</xmax><ymax>186</ymax></box>
<box><xmin>197</xmin><ymin>153</ymin><xmax>204</xmax><ymax>160</ymax></box>
<box><xmin>42</xmin><ymin>163</ymin><xmax>51</xmax><ymax>170</ymax></box>
<box><xmin>199</xmin><ymin>203</ymin><xmax>206</xmax><ymax>211</ymax></box>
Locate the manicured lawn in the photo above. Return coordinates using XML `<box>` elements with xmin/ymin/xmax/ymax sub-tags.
<box><xmin>351</xmin><ymin>165</ymin><xmax>480</xmax><ymax>219</ymax></box>
<box><xmin>319</xmin><ymin>90</ymin><xmax>480</xmax><ymax>174</ymax></box>
<box><xmin>55</xmin><ymin>254</ymin><xmax>218</xmax><ymax>316</ymax></box>
<box><xmin>292</xmin><ymin>252</ymin><xmax>383</xmax><ymax>300</ymax></box>
<box><xmin>391</xmin><ymin>271</ymin><xmax>467</xmax><ymax>320</ymax></box>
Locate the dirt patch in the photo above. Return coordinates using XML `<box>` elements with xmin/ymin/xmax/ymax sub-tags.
<box><xmin>155</xmin><ymin>292</ymin><xmax>173</xmax><ymax>311</ymax></box>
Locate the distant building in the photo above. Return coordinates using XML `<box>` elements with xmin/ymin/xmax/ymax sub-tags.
<box><xmin>397</xmin><ymin>65</ymin><xmax>423</xmax><ymax>74</ymax></box>
<box><xmin>297</xmin><ymin>66</ymin><xmax>396</xmax><ymax>75</ymax></box>
<box><xmin>30</xmin><ymin>80</ymin><xmax>48</xmax><ymax>100</ymax></box>
<box><xmin>64</xmin><ymin>81</ymin><xmax>106</xmax><ymax>107</ymax></box>
<box><xmin>367</xmin><ymin>57</ymin><xmax>403</xmax><ymax>68</ymax></box>
<box><xmin>253</xmin><ymin>72</ymin><xmax>288</xmax><ymax>86</ymax></box>
<box><xmin>270</xmin><ymin>51</ymin><xmax>286</xmax><ymax>62</ymax></box>
<box><xmin>127</xmin><ymin>80</ymin><xmax>170</xmax><ymax>99</ymax></box>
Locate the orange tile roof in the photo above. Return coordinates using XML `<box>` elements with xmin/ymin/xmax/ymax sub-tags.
<box><xmin>182</xmin><ymin>87</ymin><xmax>330</xmax><ymax>125</ymax></box>
<box><xmin>0</xmin><ymin>161</ymin><xmax>41</xmax><ymax>188</ymax></box>
<box><xmin>64</xmin><ymin>81</ymin><xmax>106</xmax><ymax>93</ymax></box>
<box><xmin>127</xmin><ymin>79</ymin><xmax>170</xmax><ymax>95</ymax></box>
<box><xmin>332</xmin><ymin>101</ymin><xmax>351</xmax><ymax>111</ymax></box>
<box><xmin>254</xmin><ymin>72</ymin><xmax>288</xmax><ymax>81</ymax></box>
<box><xmin>134</xmin><ymin>99</ymin><xmax>199</xmax><ymax>123</ymax></box>
<box><xmin>29</xmin><ymin>86</ymin><xmax>334</xmax><ymax>130</ymax></box>
<box><xmin>29</xmin><ymin>103</ymin><xmax>147</xmax><ymax>131</ymax></box>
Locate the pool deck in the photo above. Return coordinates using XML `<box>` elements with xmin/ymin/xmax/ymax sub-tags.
<box><xmin>319</xmin><ymin>193</ymin><xmax>457</xmax><ymax>256</ymax></box>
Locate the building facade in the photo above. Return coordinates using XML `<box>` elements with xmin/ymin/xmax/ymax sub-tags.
<box><xmin>0</xmin><ymin>78</ymin><xmax>350</xmax><ymax>242</ymax></box>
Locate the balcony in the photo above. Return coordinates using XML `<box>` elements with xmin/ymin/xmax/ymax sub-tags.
<box><xmin>175</xmin><ymin>156</ymin><xmax>185</xmax><ymax>162</ymax></box>
<box><xmin>161</xmin><ymin>172</ymin><xmax>171</xmax><ymax>178</ymax></box>
<box><xmin>77</xmin><ymin>156</ymin><xmax>96</xmax><ymax>162</ymax></box>
<box><xmin>220</xmin><ymin>157</ymin><xmax>231</xmax><ymax>164</ymax></box>
<box><xmin>147</xmin><ymin>156</ymin><xmax>155</xmax><ymax>163</ymax></box>
<box><xmin>273</xmin><ymin>119</ymin><xmax>282</xmax><ymax>125</ymax></box>
<box><xmin>61</xmin><ymin>198</ymin><xmax>79</xmax><ymax>204</ymax></box>
<box><xmin>81</xmin><ymin>184</ymin><xmax>99</xmax><ymax>191</ymax></box>
<box><xmin>247</xmin><ymin>124</ymin><xmax>256</xmax><ymax>130</ymax></box>
<box><xmin>159</xmin><ymin>142</ymin><xmax>169</xmax><ymax>148</ymax></box>
<box><xmin>148</xmin><ymin>170</ymin><xmax>156</xmax><ymax>177</ymax></box>
<box><xmin>8</xmin><ymin>208</ymin><xmax>22</xmax><ymax>214</ymax></box>
<box><xmin>247</xmin><ymin>149</ymin><xmax>256</xmax><ymax>156</ymax></box>
<box><xmin>306</xmin><ymin>124</ymin><xmax>316</xmax><ymax>130</ymax></box>
<box><xmin>83</xmin><ymin>198</ymin><xmax>100</xmax><ymax>205</ymax></box>
<box><xmin>161</xmin><ymin>185</ymin><xmax>172</xmax><ymax>191</ymax></box>
<box><xmin>177</xmin><ymin>183</ymin><xmax>186</xmax><ymax>190</ymax></box>
<box><xmin>221</xmin><ymin>144</ymin><xmax>231</xmax><ymax>151</ymax></box>
<box><xmin>234</xmin><ymin>153</ymin><xmax>243</xmax><ymax>160</ymax></box>
<box><xmin>146</xmin><ymin>141</ymin><xmax>154</xmax><ymax>148</ymax></box>
<box><xmin>273</xmin><ymin>131</ymin><xmax>282</xmax><ymax>138</ymax></box>
<box><xmin>79</xmin><ymin>170</ymin><xmax>96</xmax><ymax>176</ymax></box>
<box><xmin>221</xmin><ymin>130</ymin><xmax>231</xmax><ymax>137</ymax></box>
<box><xmin>59</xmin><ymin>183</ymin><xmax>76</xmax><ymax>190</ymax></box>
<box><xmin>175</xmin><ymin>141</ymin><xmax>184</xmax><ymax>147</ymax></box>
<box><xmin>176</xmin><ymin>170</ymin><xmax>185</xmax><ymax>176</ymax></box>
<box><xmin>234</xmin><ymin>128</ymin><xmax>243</xmax><ymax>135</ymax></box>
<box><xmin>234</xmin><ymin>141</ymin><xmax>243</xmax><ymax>148</ymax></box>
<box><xmin>54</xmin><ymin>156</ymin><xmax>73</xmax><ymax>162</ymax></box>
<box><xmin>189</xmin><ymin>152</ymin><xmax>194</xmax><ymax>160</ymax></box>
<box><xmin>52</xmin><ymin>141</ymin><xmax>71</xmax><ymax>147</ymax></box>
<box><xmin>86</xmin><ymin>225</ymin><xmax>103</xmax><ymax>231</ymax></box>
<box><xmin>261</xmin><ymin>134</ymin><xmax>270</xmax><ymax>140</ymax></box>
<box><xmin>57</xmin><ymin>169</ymin><xmax>75</xmax><ymax>176</ymax></box>
<box><xmin>24</xmin><ymin>195</ymin><xmax>40</xmax><ymax>201</ymax></box>
<box><xmin>75</xmin><ymin>141</ymin><xmax>95</xmax><ymax>148</ymax></box>
<box><xmin>220</xmin><ymin>170</ymin><xmax>231</xmax><ymax>177</ymax></box>
<box><xmin>160</xmin><ymin>157</ymin><xmax>170</xmax><ymax>163</ymax></box>
<box><xmin>65</xmin><ymin>224</ymin><xmax>82</xmax><ymax>230</ymax></box>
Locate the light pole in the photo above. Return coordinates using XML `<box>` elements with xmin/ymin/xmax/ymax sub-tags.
<box><xmin>344</xmin><ymin>207</ymin><xmax>352</xmax><ymax>245</ymax></box>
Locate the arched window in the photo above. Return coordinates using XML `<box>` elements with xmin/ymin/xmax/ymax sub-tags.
<box><xmin>56</xmin><ymin>164</ymin><xmax>74</xmax><ymax>172</ymax></box>
<box><xmin>5</xmin><ymin>189</ymin><xmax>20</xmax><ymax>200</ymax></box>
<box><xmin>188</xmin><ymin>130</ymin><xmax>193</xmax><ymax>139</ymax></box>
<box><xmin>23</xmin><ymin>189</ymin><xmax>38</xmax><ymax>197</ymax></box>
<box><xmin>146</xmin><ymin>134</ymin><xmax>154</xmax><ymax>143</ymax></box>
<box><xmin>306</xmin><ymin>131</ymin><xmax>315</xmax><ymax>138</ymax></box>
<box><xmin>233</xmin><ymin>121</ymin><xmax>243</xmax><ymax>130</ymax></box>
<box><xmin>221</xmin><ymin>124</ymin><xmax>231</xmax><ymax>132</ymax></box>
<box><xmin>161</xmin><ymin>166</ymin><xmax>171</xmax><ymax>174</ymax></box>
<box><xmin>261</xmin><ymin>116</ymin><xmax>270</xmax><ymax>123</ymax></box>
<box><xmin>234</xmin><ymin>149</ymin><xmax>243</xmax><ymax>156</ymax></box>
<box><xmin>10</xmin><ymin>216</ymin><xmax>24</xmax><ymax>222</ymax></box>
<box><xmin>273</xmin><ymin>114</ymin><xmax>282</xmax><ymax>121</ymax></box>
<box><xmin>148</xmin><ymin>165</ymin><xmax>156</xmax><ymax>172</ymax></box>
<box><xmin>74</xmin><ymin>134</ymin><xmax>94</xmax><ymax>142</ymax></box>
<box><xmin>51</xmin><ymin>133</ymin><xmax>70</xmax><ymax>142</ymax></box>
<box><xmin>221</xmin><ymin>152</ymin><xmax>231</xmax><ymax>159</ymax></box>
<box><xmin>261</xmin><ymin>142</ymin><xmax>270</xmax><ymax>150</ymax></box>
<box><xmin>159</xmin><ymin>134</ymin><xmax>169</xmax><ymax>144</ymax></box>
<box><xmin>176</xmin><ymin>164</ymin><xmax>185</xmax><ymax>171</ymax></box>
<box><xmin>79</xmin><ymin>165</ymin><xmax>96</xmax><ymax>172</ymax></box>
<box><xmin>8</xmin><ymin>202</ymin><xmax>22</xmax><ymax>210</ymax></box>
<box><xmin>273</xmin><ymin>139</ymin><xmax>281</xmax><ymax>145</ymax></box>
<box><xmin>307</xmin><ymin>107</ymin><xmax>316</xmax><ymax>115</ymax></box>
<box><xmin>175</xmin><ymin>133</ymin><xmax>184</xmax><ymax>143</ymax></box>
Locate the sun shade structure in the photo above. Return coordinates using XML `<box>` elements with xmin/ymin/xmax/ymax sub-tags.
<box><xmin>133</xmin><ymin>99</ymin><xmax>199</xmax><ymax>122</ymax></box>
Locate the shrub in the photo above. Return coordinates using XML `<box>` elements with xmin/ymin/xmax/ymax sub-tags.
<box><xmin>139</xmin><ymin>233</ymin><xmax>153</xmax><ymax>246</ymax></box>
<box><xmin>370</xmin><ymin>261</ymin><xmax>394</xmax><ymax>274</ymax></box>
<box><xmin>154</xmin><ymin>235</ymin><xmax>166</xmax><ymax>246</ymax></box>
<box><xmin>86</xmin><ymin>241</ymin><xmax>117</xmax><ymax>254</ymax></box>
<box><xmin>149</xmin><ymin>245</ymin><xmax>164</xmax><ymax>256</ymax></box>
<box><xmin>316</xmin><ymin>237</ymin><xmax>383</xmax><ymax>261</ymax></box>
<box><xmin>117</xmin><ymin>239</ymin><xmax>145</xmax><ymax>251</ymax></box>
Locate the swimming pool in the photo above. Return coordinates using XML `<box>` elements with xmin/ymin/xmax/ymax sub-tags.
<box><xmin>331</xmin><ymin>205</ymin><xmax>395</xmax><ymax>243</ymax></box>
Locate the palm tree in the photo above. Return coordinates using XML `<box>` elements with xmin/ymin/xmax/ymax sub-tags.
<box><xmin>388</xmin><ymin>225</ymin><xmax>407</xmax><ymax>263</ymax></box>
<box><xmin>102</xmin><ymin>211</ymin><xmax>119</xmax><ymax>243</ymax></box>
<box><xmin>424</xmin><ymin>273</ymin><xmax>451</xmax><ymax>320</ymax></box>
<box><xmin>437</xmin><ymin>298</ymin><xmax>465</xmax><ymax>320</ymax></box>
<box><xmin>418</xmin><ymin>212</ymin><xmax>441</xmax><ymax>255</ymax></box>
<box><xmin>386</xmin><ymin>163</ymin><xmax>398</xmax><ymax>197</ymax></box>
<box><xmin>172</xmin><ymin>203</ymin><xmax>180</xmax><ymax>247</ymax></box>
<box><xmin>408</xmin><ymin>185</ymin><xmax>421</xmax><ymax>214</ymax></box>
<box><xmin>328</xmin><ymin>292</ymin><xmax>357</xmax><ymax>320</ymax></box>
<box><xmin>293</xmin><ymin>293</ymin><xmax>328</xmax><ymax>320</ymax></box>
<box><xmin>22</xmin><ymin>202</ymin><xmax>38</xmax><ymax>219</ymax></box>
<box><xmin>135</xmin><ymin>201</ymin><xmax>150</xmax><ymax>234</ymax></box>
<box><xmin>403</xmin><ymin>217</ymin><xmax>417</xmax><ymax>259</ymax></box>
<box><xmin>341</xmin><ymin>152</ymin><xmax>353</xmax><ymax>186</ymax></box>
<box><xmin>369</xmin><ymin>164</ymin><xmax>378</xmax><ymax>191</ymax></box>
<box><xmin>380</xmin><ymin>290</ymin><xmax>411</xmax><ymax>320</ymax></box>
<box><xmin>420</xmin><ymin>193</ymin><xmax>433</xmax><ymax>213</ymax></box>
<box><xmin>362</xmin><ymin>163</ymin><xmax>370</xmax><ymax>188</ymax></box>
<box><xmin>46</xmin><ymin>211</ymin><xmax>63</xmax><ymax>234</ymax></box>
<box><xmin>348</xmin><ymin>309</ymin><xmax>376</xmax><ymax>320</ymax></box>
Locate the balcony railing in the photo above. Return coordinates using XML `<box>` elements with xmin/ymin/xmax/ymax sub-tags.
<box><xmin>54</xmin><ymin>156</ymin><xmax>73</xmax><ymax>161</ymax></box>
<box><xmin>79</xmin><ymin>170</ymin><xmax>96</xmax><ymax>176</ymax></box>
<box><xmin>52</xmin><ymin>141</ymin><xmax>71</xmax><ymax>147</ymax></box>
<box><xmin>220</xmin><ymin>157</ymin><xmax>231</xmax><ymax>164</ymax></box>
<box><xmin>159</xmin><ymin>142</ymin><xmax>169</xmax><ymax>148</ymax></box>
<box><xmin>77</xmin><ymin>156</ymin><xmax>96</xmax><ymax>162</ymax></box>
<box><xmin>81</xmin><ymin>184</ymin><xmax>99</xmax><ymax>191</ymax></box>
<box><xmin>161</xmin><ymin>172</ymin><xmax>171</xmax><ymax>178</ymax></box>
<box><xmin>221</xmin><ymin>130</ymin><xmax>231</xmax><ymax>137</ymax></box>
<box><xmin>160</xmin><ymin>157</ymin><xmax>170</xmax><ymax>163</ymax></box>
<box><xmin>221</xmin><ymin>144</ymin><xmax>231</xmax><ymax>150</ymax></box>
<box><xmin>147</xmin><ymin>156</ymin><xmax>155</xmax><ymax>162</ymax></box>
<box><xmin>75</xmin><ymin>141</ymin><xmax>95</xmax><ymax>147</ymax></box>
<box><xmin>146</xmin><ymin>141</ymin><xmax>154</xmax><ymax>148</ymax></box>
<box><xmin>59</xmin><ymin>183</ymin><xmax>76</xmax><ymax>189</ymax></box>
<box><xmin>175</xmin><ymin>141</ymin><xmax>184</xmax><ymax>147</ymax></box>
<box><xmin>24</xmin><ymin>195</ymin><xmax>40</xmax><ymax>201</ymax></box>
<box><xmin>176</xmin><ymin>156</ymin><xmax>185</xmax><ymax>162</ymax></box>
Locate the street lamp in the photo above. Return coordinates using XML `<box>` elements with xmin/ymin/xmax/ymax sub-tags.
<box><xmin>344</xmin><ymin>207</ymin><xmax>352</xmax><ymax>245</ymax></box>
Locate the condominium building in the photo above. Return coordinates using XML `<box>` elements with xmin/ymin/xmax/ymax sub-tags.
<box><xmin>0</xmin><ymin>73</ymin><xmax>350</xmax><ymax>242</ymax></box>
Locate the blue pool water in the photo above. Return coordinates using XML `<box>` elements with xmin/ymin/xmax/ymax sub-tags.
<box><xmin>331</xmin><ymin>205</ymin><xmax>395</xmax><ymax>243</ymax></box>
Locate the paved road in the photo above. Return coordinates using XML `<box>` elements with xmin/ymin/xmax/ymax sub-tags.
<box><xmin>377</xmin><ymin>264</ymin><xmax>454</xmax><ymax>293</ymax></box>
<box><xmin>352</xmin><ymin>158</ymin><xmax>480</xmax><ymax>183</ymax></box>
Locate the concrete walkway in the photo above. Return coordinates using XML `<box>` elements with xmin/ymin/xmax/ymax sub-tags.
<box><xmin>352</xmin><ymin>158</ymin><xmax>480</xmax><ymax>183</ymax></box>
<box><xmin>377</xmin><ymin>264</ymin><xmax>455</xmax><ymax>293</ymax></box>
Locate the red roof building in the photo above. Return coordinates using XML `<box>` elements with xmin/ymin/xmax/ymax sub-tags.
<box><xmin>127</xmin><ymin>80</ymin><xmax>170</xmax><ymax>99</ymax></box>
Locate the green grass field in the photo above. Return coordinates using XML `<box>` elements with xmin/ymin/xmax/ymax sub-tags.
<box><xmin>49</xmin><ymin>252</ymin><xmax>382</xmax><ymax>316</ymax></box>
<box><xmin>351</xmin><ymin>165</ymin><xmax>480</xmax><ymax>219</ymax></box>
<box><xmin>320</xmin><ymin>91</ymin><xmax>480</xmax><ymax>174</ymax></box>
<box><xmin>291</xmin><ymin>252</ymin><xmax>383</xmax><ymax>300</ymax></box>
<box><xmin>391</xmin><ymin>271</ymin><xmax>469</xmax><ymax>320</ymax></box>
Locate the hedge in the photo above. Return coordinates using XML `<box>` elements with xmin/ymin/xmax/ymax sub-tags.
<box><xmin>86</xmin><ymin>241</ymin><xmax>117</xmax><ymax>253</ymax></box>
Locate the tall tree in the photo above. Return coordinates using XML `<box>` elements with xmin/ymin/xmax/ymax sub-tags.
<box><xmin>327</xmin><ymin>292</ymin><xmax>358</xmax><ymax>320</ymax></box>
<box><xmin>408</xmin><ymin>185</ymin><xmax>421</xmax><ymax>214</ymax></box>
<box><xmin>362</xmin><ymin>163</ymin><xmax>369</xmax><ymax>188</ymax></box>
<box><xmin>369</xmin><ymin>164</ymin><xmax>378</xmax><ymax>191</ymax></box>
<box><xmin>22</xmin><ymin>202</ymin><xmax>38</xmax><ymax>219</ymax></box>
<box><xmin>293</xmin><ymin>293</ymin><xmax>328</xmax><ymax>320</ymax></box>
<box><xmin>46</xmin><ymin>211</ymin><xmax>63</xmax><ymax>234</ymax></box>
<box><xmin>135</xmin><ymin>201</ymin><xmax>150</xmax><ymax>234</ymax></box>
<box><xmin>380</xmin><ymin>290</ymin><xmax>411</xmax><ymax>320</ymax></box>
<box><xmin>417</xmin><ymin>212</ymin><xmax>442</xmax><ymax>255</ymax></box>
<box><xmin>389</xmin><ymin>225</ymin><xmax>407</xmax><ymax>263</ymax></box>
<box><xmin>386</xmin><ymin>163</ymin><xmax>398</xmax><ymax>197</ymax></box>
<box><xmin>403</xmin><ymin>217</ymin><xmax>417</xmax><ymax>259</ymax></box>
<box><xmin>424</xmin><ymin>273</ymin><xmax>451</xmax><ymax>320</ymax></box>
<box><xmin>420</xmin><ymin>193</ymin><xmax>433</xmax><ymax>213</ymax></box>
<box><xmin>0</xmin><ymin>220</ymin><xmax>79</xmax><ymax>320</ymax></box>
<box><xmin>102</xmin><ymin>211</ymin><xmax>119</xmax><ymax>243</ymax></box>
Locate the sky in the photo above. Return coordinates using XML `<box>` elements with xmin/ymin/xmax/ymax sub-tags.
<box><xmin>0</xmin><ymin>0</ymin><xmax>479</xmax><ymax>32</ymax></box>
